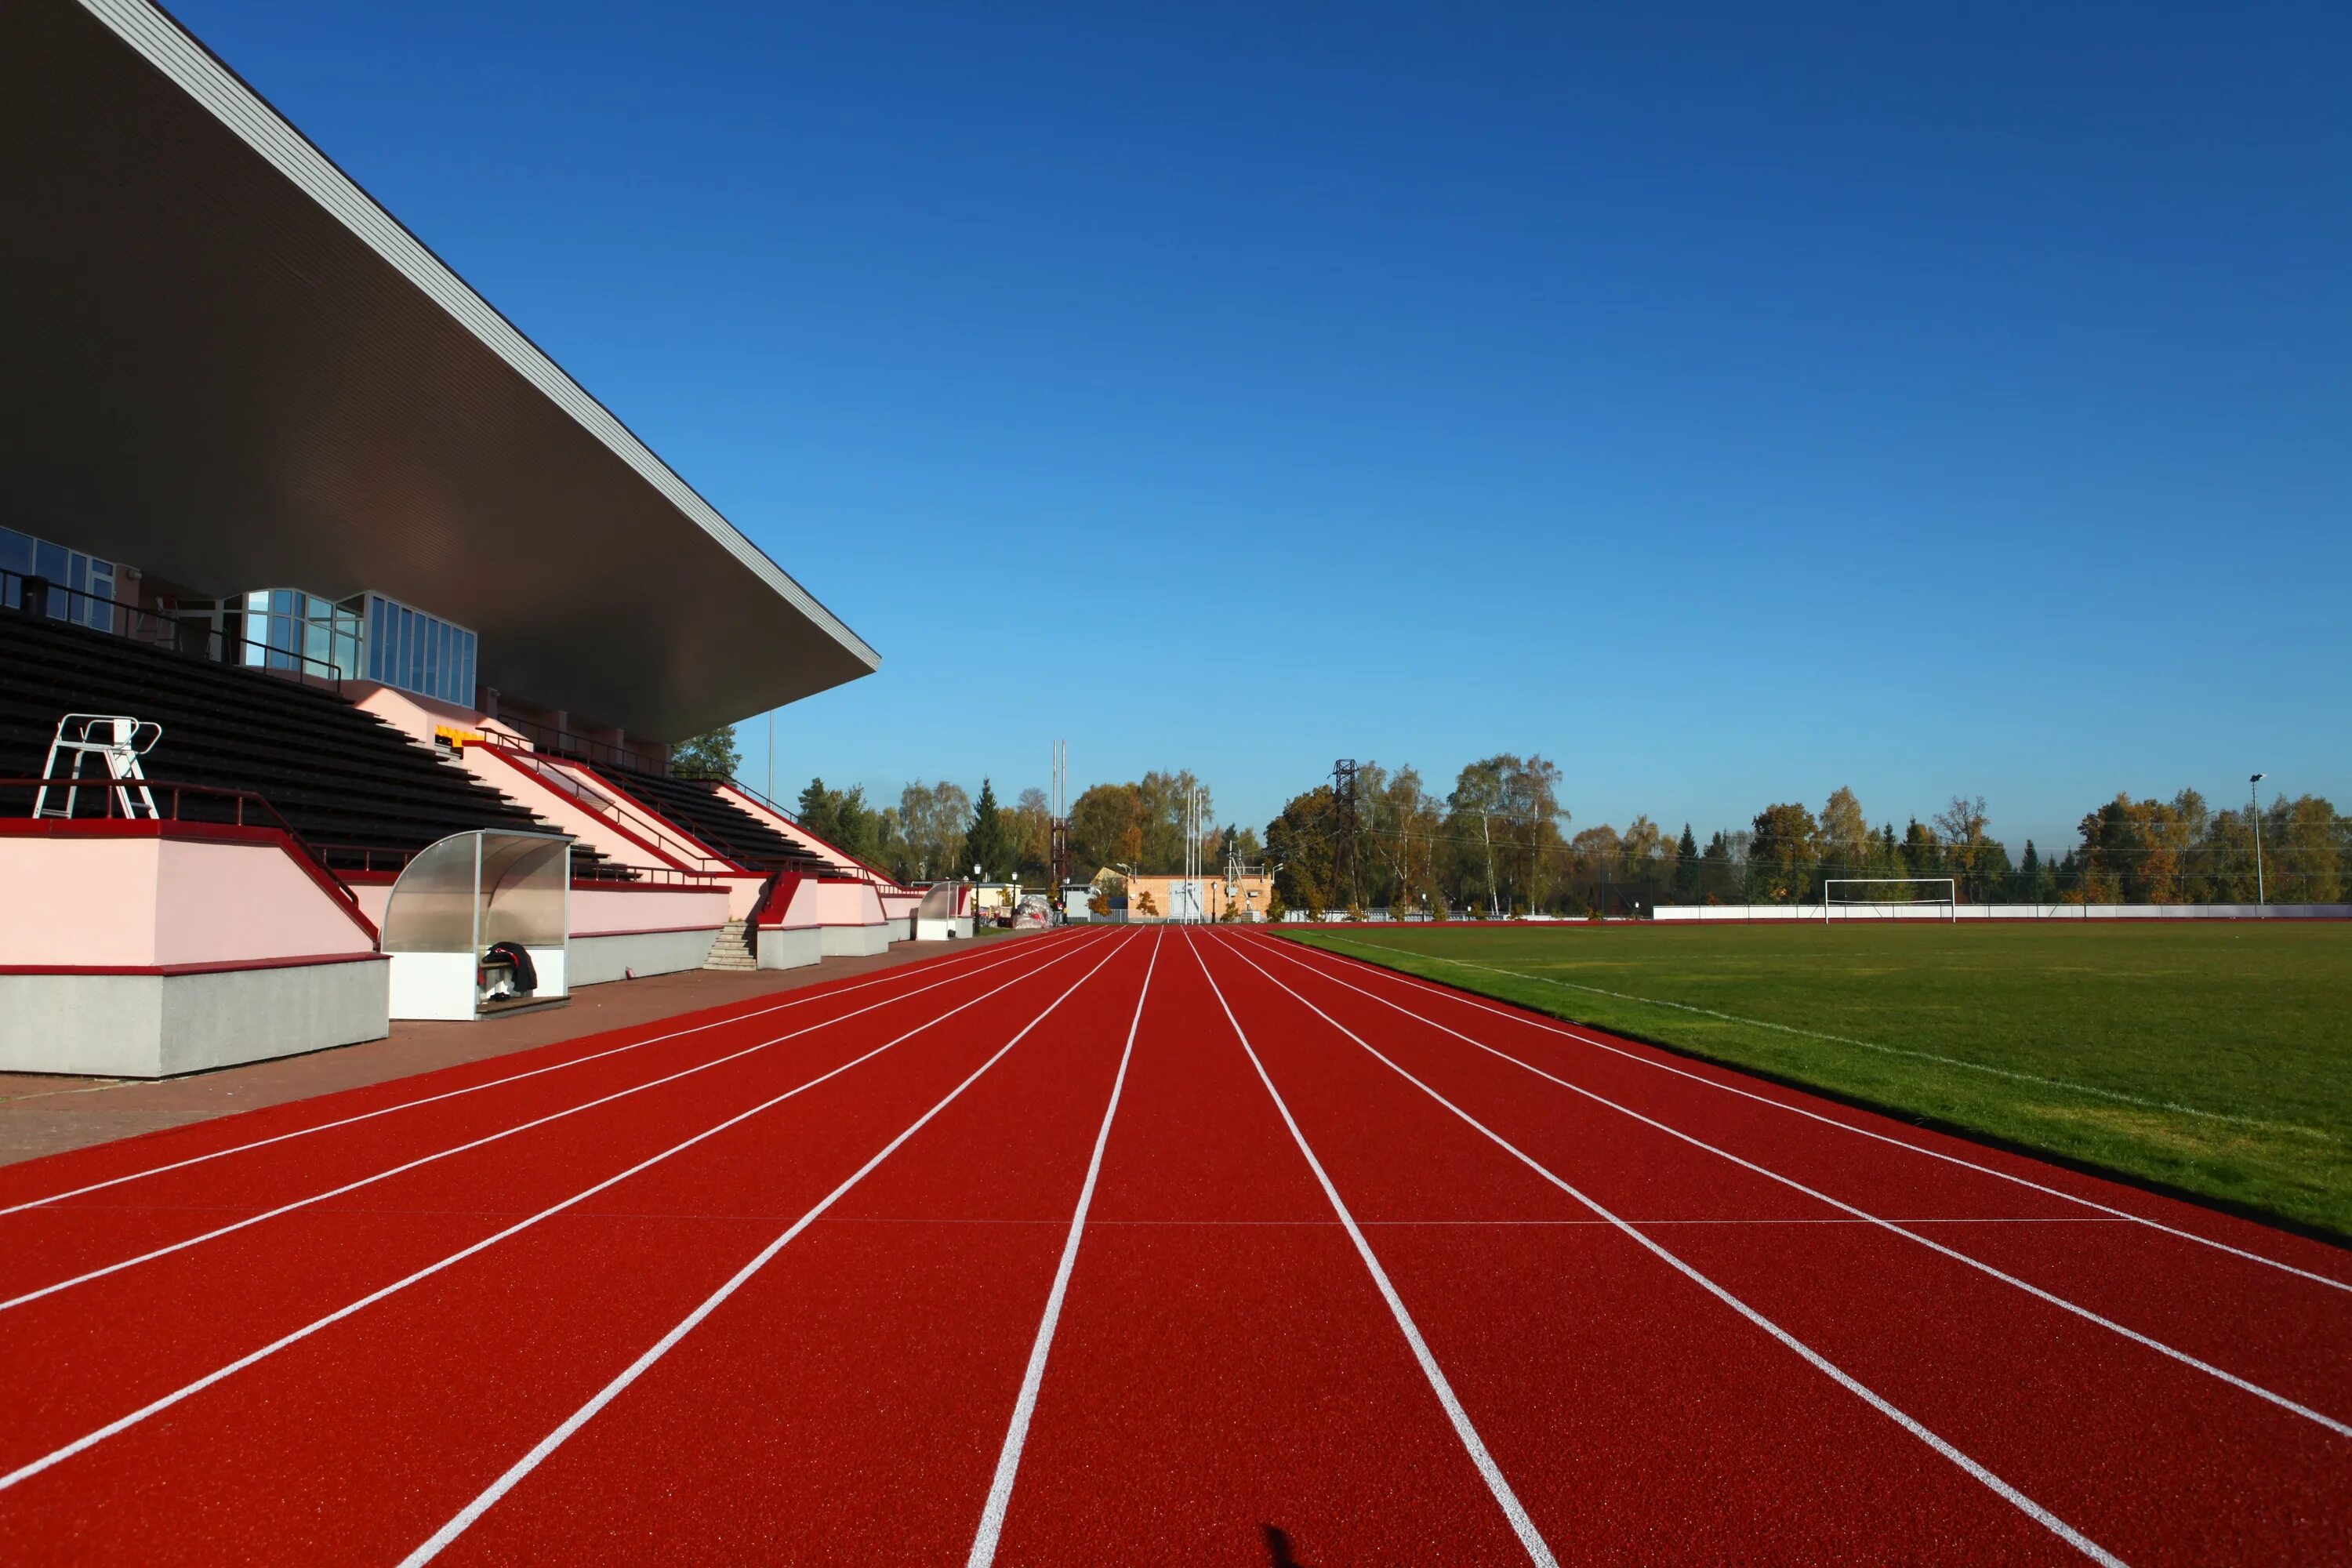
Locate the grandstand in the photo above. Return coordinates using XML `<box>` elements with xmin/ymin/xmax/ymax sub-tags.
<box><xmin>0</xmin><ymin>0</ymin><xmax>949</xmax><ymax>1076</ymax></box>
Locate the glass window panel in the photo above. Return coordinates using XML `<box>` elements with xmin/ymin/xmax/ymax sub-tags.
<box><xmin>0</xmin><ymin>527</ymin><xmax>30</xmax><ymax>578</ymax></box>
<box><xmin>83</xmin><ymin>564</ymin><xmax>113</xmax><ymax>630</ymax></box>
<box><xmin>68</xmin><ymin>554</ymin><xmax>87</xmax><ymax>597</ymax></box>
<box><xmin>34</xmin><ymin>542</ymin><xmax>68</xmax><ymax>617</ymax></box>
<box><xmin>439</xmin><ymin>622</ymin><xmax>454</xmax><ymax>699</ymax></box>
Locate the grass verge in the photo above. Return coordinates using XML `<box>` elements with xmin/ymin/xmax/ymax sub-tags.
<box><xmin>1284</xmin><ymin>922</ymin><xmax>2352</xmax><ymax>1242</ymax></box>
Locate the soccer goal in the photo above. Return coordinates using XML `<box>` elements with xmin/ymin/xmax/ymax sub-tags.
<box><xmin>1820</xmin><ymin>877</ymin><xmax>1958</xmax><ymax>922</ymax></box>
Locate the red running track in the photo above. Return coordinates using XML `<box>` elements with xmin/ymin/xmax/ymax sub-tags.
<box><xmin>0</xmin><ymin>925</ymin><xmax>2343</xmax><ymax>1564</ymax></box>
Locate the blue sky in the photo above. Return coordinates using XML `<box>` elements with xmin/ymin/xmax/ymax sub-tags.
<box><xmin>176</xmin><ymin>0</ymin><xmax>2349</xmax><ymax>850</ymax></box>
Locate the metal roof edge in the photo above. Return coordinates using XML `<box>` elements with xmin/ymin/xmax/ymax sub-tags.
<box><xmin>81</xmin><ymin>0</ymin><xmax>880</xmax><ymax>674</ymax></box>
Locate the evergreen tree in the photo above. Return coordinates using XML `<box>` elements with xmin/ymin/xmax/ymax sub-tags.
<box><xmin>1673</xmin><ymin>822</ymin><xmax>1700</xmax><ymax>900</ymax></box>
<box><xmin>962</xmin><ymin>778</ymin><xmax>1013</xmax><ymax>880</ymax></box>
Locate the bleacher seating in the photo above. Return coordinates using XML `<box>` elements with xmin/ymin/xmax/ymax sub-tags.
<box><xmin>0</xmin><ymin>608</ymin><xmax>614</xmax><ymax>875</ymax></box>
<box><xmin>591</xmin><ymin>761</ymin><xmax>838</xmax><ymax>877</ymax></box>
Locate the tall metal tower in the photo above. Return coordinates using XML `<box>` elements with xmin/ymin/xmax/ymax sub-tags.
<box><xmin>1332</xmin><ymin>757</ymin><xmax>1359</xmax><ymax>909</ymax></box>
<box><xmin>1048</xmin><ymin>739</ymin><xmax>1070</xmax><ymax>903</ymax></box>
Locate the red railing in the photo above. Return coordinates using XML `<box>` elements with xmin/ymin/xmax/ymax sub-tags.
<box><xmin>0</xmin><ymin>776</ymin><xmax>365</xmax><ymax>917</ymax></box>
<box><xmin>479</xmin><ymin>745</ymin><xmax>732</xmax><ymax>874</ymax></box>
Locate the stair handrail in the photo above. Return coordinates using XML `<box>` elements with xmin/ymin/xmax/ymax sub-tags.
<box><xmin>0</xmin><ymin>775</ymin><xmax>367</xmax><ymax>922</ymax></box>
<box><xmin>720</xmin><ymin>775</ymin><xmax>904</xmax><ymax>888</ymax></box>
<box><xmin>481</xmin><ymin>743</ymin><xmax>735</xmax><ymax>874</ymax></box>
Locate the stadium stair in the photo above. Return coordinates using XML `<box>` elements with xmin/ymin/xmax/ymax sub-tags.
<box><xmin>702</xmin><ymin>920</ymin><xmax>756</xmax><ymax>971</ymax></box>
<box><xmin>0</xmin><ymin>608</ymin><xmax>619</xmax><ymax>877</ymax></box>
<box><xmin>585</xmin><ymin>761</ymin><xmax>837</xmax><ymax>878</ymax></box>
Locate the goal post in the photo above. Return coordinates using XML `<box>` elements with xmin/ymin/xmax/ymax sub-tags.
<box><xmin>1820</xmin><ymin>877</ymin><xmax>1958</xmax><ymax>922</ymax></box>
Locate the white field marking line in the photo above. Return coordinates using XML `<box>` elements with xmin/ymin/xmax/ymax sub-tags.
<box><xmin>0</xmin><ymin>928</ymin><xmax>1123</xmax><ymax>1496</ymax></box>
<box><xmin>1247</xmin><ymin>938</ymin><xmax>2352</xmax><ymax>1438</ymax></box>
<box><xmin>1271</xmin><ymin>932</ymin><xmax>2352</xmax><ymax>1295</ymax></box>
<box><xmin>1189</xmin><ymin>929</ymin><xmax>1560</xmax><ymax>1568</ymax></box>
<box><xmin>400</xmin><ymin>928</ymin><xmax>1145</xmax><ymax>1566</ymax></box>
<box><xmin>1218</xmin><ymin>936</ymin><xmax>2125</xmax><ymax>1568</ymax></box>
<box><xmin>1310</xmin><ymin>933</ymin><xmax>2317</xmax><ymax>1138</ymax></box>
<box><xmin>0</xmin><ymin>929</ymin><xmax>1113</xmax><ymax>1312</ymax></box>
<box><xmin>967</xmin><ymin>927</ymin><xmax>1163</xmax><ymax>1567</ymax></box>
<box><xmin>0</xmin><ymin>929</ymin><xmax>1070</xmax><ymax>1219</ymax></box>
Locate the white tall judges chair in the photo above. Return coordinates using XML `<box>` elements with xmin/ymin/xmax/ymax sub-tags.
<box><xmin>34</xmin><ymin>713</ymin><xmax>162</xmax><ymax>821</ymax></box>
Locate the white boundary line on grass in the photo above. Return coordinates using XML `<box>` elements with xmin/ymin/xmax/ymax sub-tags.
<box><xmin>0</xmin><ymin>929</ymin><xmax>1066</xmax><ymax>1218</ymax></box>
<box><xmin>0</xmin><ymin>930</ymin><xmax>1111</xmax><ymax>1312</ymax></box>
<box><xmin>1188</xmin><ymin>931</ymin><xmax>1560</xmax><ymax>1568</ymax></box>
<box><xmin>1317</xmin><ymin>935</ymin><xmax>2311</xmax><ymax>1135</ymax></box>
<box><xmin>1214</xmin><ymin>932</ymin><xmax>2125</xmax><ymax>1568</ymax></box>
<box><xmin>1242</xmin><ymin>935</ymin><xmax>2352</xmax><ymax>1439</ymax></box>
<box><xmin>966</xmin><ymin>927</ymin><xmax>1163</xmax><ymax>1567</ymax></box>
<box><xmin>1276</xmin><ymin>932</ymin><xmax>2352</xmax><ymax>1294</ymax></box>
<box><xmin>0</xmin><ymin>929</ymin><xmax>1117</xmax><ymax>1496</ymax></box>
<box><xmin>400</xmin><ymin>930</ymin><xmax>1145</xmax><ymax>1565</ymax></box>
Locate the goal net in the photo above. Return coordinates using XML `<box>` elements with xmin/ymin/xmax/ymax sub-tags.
<box><xmin>1820</xmin><ymin>877</ymin><xmax>1957</xmax><ymax>922</ymax></box>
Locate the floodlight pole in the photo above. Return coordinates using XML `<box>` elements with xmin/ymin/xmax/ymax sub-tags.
<box><xmin>2250</xmin><ymin>773</ymin><xmax>2267</xmax><ymax>905</ymax></box>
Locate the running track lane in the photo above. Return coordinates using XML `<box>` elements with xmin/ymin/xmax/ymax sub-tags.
<box><xmin>0</xmin><ymin>930</ymin><xmax>1098</xmax><ymax>1301</ymax></box>
<box><xmin>0</xmin><ymin>928</ymin><xmax>1112</xmax><ymax>1475</ymax></box>
<box><xmin>0</xmin><ymin>930</ymin><xmax>1119</xmax><ymax>1561</ymax></box>
<box><xmin>1214</xmin><ymin>928</ymin><xmax>2351</xmax><ymax>1565</ymax></box>
<box><xmin>976</xmin><ymin>923</ymin><xmax>1546</xmax><ymax>1564</ymax></box>
<box><xmin>2</xmin><ymin>922</ymin><xmax>2345</xmax><ymax>1563</ymax></box>
<box><xmin>413</xmin><ymin>928</ymin><xmax>1165</xmax><ymax>1563</ymax></box>
<box><xmin>1239</xmin><ymin>929</ymin><xmax>2352</xmax><ymax>1414</ymax></box>
<box><xmin>1194</xmin><ymin>930</ymin><xmax>2100</xmax><ymax>1566</ymax></box>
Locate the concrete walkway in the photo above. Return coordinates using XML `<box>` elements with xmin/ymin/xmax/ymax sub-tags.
<box><xmin>0</xmin><ymin>939</ymin><xmax>993</xmax><ymax>1168</ymax></box>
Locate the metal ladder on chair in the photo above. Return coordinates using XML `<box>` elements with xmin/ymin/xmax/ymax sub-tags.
<box><xmin>34</xmin><ymin>713</ymin><xmax>163</xmax><ymax>821</ymax></box>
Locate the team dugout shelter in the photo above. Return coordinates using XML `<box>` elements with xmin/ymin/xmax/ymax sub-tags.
<box><xmin>0</xmin><ymin>0</ymin><xmax>955</xmax><ymax>1077</ymax></box>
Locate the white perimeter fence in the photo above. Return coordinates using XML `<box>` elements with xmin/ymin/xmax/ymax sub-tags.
<box><xmin>1653</xmin><ymin>902</ymin><xmax>2352</xmax><ymax>923</ymax></box>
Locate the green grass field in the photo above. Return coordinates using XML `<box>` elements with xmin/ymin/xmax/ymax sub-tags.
<box><xmin>1284</xmin><ymin>922</ymin><xmax>2352</xmax><ymax>1240</ymax></box>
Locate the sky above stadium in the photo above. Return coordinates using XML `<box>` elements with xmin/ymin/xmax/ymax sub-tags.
<box><xmin>178</xmin><ymin>0</ymin><xmax>2348</xmax><ymax>851</ymax></box>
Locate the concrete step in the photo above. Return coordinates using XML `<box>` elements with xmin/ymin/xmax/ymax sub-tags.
<box><xmin>703</xmin><ymin>920</ymin><xmax>755</xmax><ymax>970</ymax></box>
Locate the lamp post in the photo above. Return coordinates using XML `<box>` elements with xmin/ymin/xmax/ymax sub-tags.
<box><xmin>2249</xmin><ymin>774</ymin><xmax>2267</xmax><ymax>905</ymax></box>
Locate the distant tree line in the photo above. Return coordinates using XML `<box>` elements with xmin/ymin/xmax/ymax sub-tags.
<box><xmin>1258</xmin><ymin>759</ymin><xmax>2350</xmax><ymax>915</ymax></box>
<box><xmin>684</xmin><ymin>725</ymin><xmax>2346</xmax><ymax>908</ymax></box>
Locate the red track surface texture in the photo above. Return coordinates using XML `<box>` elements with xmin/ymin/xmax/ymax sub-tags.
<box><xmin>1</xmin><ymin>926</ymin><xmax>2345</xmax><ymax>1564</ymax></box>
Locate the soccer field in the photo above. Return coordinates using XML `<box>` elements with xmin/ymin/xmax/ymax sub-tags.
<box><xmin>1287</xmin><ymin>922</ymin><xmax>2352</xmax><ymax>1240</ymax></box>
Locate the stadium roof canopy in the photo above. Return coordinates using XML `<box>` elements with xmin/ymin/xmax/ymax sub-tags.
<box><xmin>0</xmin><ymin>0</ymin><xmax>879</xmax><ymax>741</ymax></box>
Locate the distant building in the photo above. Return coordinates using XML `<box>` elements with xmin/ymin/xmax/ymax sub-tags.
<box><xmin>1113</xmin><ymin>869</ymin><xmax>1275</xmax><ymax>922</ymax></box>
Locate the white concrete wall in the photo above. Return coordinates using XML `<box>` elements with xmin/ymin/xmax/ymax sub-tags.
<box><xmin>820</xmin><ymin>922</ymin><xmax>894</xmax><ymax>957</ymax></box>
<box><xmin>1651</xmin><ymin>902</ymin><xmax>2352</xmax><ymax>922</ymax></box>
<box><xmin>0</xmin><ymin>830</ymin><xmax>376</xmax><ymax>966</ymax></box>
<box><xmin>571</xmin><ymin>927</ymin><xmax>721</xmax><ymax>985</ymax></box>
<box><xmin>757</xmin><ymin>925</ymin><xmax>823</xmax><ymax>970</ymax></box>
<box><xmin>0</xmin><ymin>959</ymin><xmax>388</xmax><ymax>1077</ymax></box>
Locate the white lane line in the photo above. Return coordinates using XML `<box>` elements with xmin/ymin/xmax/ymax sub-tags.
<box><xmin>1188</xmin><ymin>930</ymin><xmax>1560</xmax><ymax>1568</ymax></box>
<box><xmin>1262</xmin><ymin>932</ymin><xmax>2352</xmax><ymax>1295</ymax></box>
<box><xmin>1218</xmin><ymin>933</ymin><xmax>2125</xmax><ymax>1568</ymax></box>
<box><xmin>967</xmin><ymin>927</ymin><xmax>1163</xmax><ymax>1567</ymax></box>
<box><xmin>0</xmin><ymin>929</ymin><xmax>1117</xmax><ymax>1496</ymax></box>
<box><xmin>400</xmin><ymin>930</ymin><xmax>1145</xmax><ymax>1566</ymax></box>
<box><xmin>0</xmin><ymin>930</ymin><xmax>1113</xmax><ymax>1312</ymax></box>
<box><xmin>0</xmin><ymin>929</ymin><xmax>1071</xmax><ymax>1219</ymax></box>
<box><xmin>1244</xmin><ymin>935</ymin><xmax>2352</xmax><ymax>1438</ymax></box>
